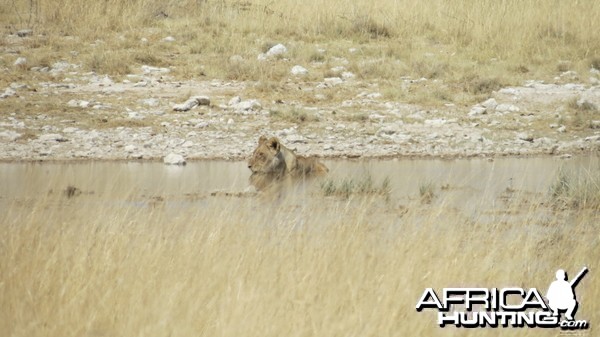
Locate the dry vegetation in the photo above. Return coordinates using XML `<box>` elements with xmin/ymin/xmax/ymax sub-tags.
<box><xmin>2</xmin><ymin>0</ymin><xmax>599</xmax><ymax>105</ymax></box>
<box><xmin>1</xmin><ymin>167</ymin><xmax>599</xmax><ymax>336</ymax></box>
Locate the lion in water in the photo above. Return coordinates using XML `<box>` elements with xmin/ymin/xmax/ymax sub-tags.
<box><xmin>248</xmin><ymin>136</ymin><xmax>328</xmax><ymax>190</ymax></box>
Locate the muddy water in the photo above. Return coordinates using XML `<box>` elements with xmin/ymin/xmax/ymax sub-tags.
<box><xmin>0</xmin><ymin>156</ymin><xmax>598</xmax><ymax>215</ymax></box>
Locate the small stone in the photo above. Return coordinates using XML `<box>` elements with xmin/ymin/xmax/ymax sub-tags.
<box><xmin>38</xmin><ymin>133</ymin><xmax>67</xmax><ymax>142</ymax></box>
<box><xmin>0</xmin><ymin>88</ymin><xmax>16</xmax><ymax>99</ymax></box>
<box><xmin>229</xmin><ymin>96</ymin><xmax>242</xmax><ymax>106</ymax></box>
<box><xmin>557</xmin><ymin>125</ymin><xmax>567</xmax><ymax>133</ymax></box>
<box><xmin>0</xmin><ymin>130</ymin><xmax>21</xmax><ymax>141</ymax></box>
<box><xmin>173</xmin><ymin>96</ymin><xmax>210</xmax><ymax>111</ymax></box>
<box><xmin>233</xmin><ymin>99</ymin><xmax>261</xmax><ymax>112</ymax></box>
<box><xmin>67</xmin><ymin>99</ymin><xmax>91</xmax><ymax>108</ymax></box>
<box><xmin>266</xmin><ymin>44</ymin><xmax>287</xmax><ymax>57</ymax></box>
<box><xmin>163</xmin><ymin>36</ymin><xmax>176</xmax><ymax>42</ymax></box>
<box><xmin>62</xmin><ymin>127</ymin><xmax>78</xmax><ymax>133</ymax></box>
<box><xmin>141</xmin><ymin>98</ymin><xmax>159</xmax><ymax>107</ymax></box>
<box><xmin>517</xmin><ymin>132</ymin><xmax>534</xmax><ymax>142</ymax></box>
<box><xmin>124</xmin><ymin>145</ymin><xmax>136</xmax><ymax>153</ymax></box>
<box><xmin>173</xmin><ymin>98</ymin><xmax>199</xmax><ymax>112</ymax></box>
<box><xmin>469</xmin><ymin>106</ymin><xmax>487</xmax><ymax>116</ymax></box>
<box><xmin>341</xmin><ymin>72</ymin><xmax>355</xmax><ymax>79</ymax></box>
<box><xmin>16</xmin><ymin>29</ymin><xmax>33</xmax><ymax>37</ymax></box>
<box><xmin>141</xmin><ymin>65</ymin><xmax>170</xmax><ymax>74</ymax></box>
<box><xmin>323</xmin><ymin>77</ymin><xmax>343</xmax><ymax>86</ymax></box>
<box><xmin>496</xmin><ymin>104</ymin><xmax>520</xmax><ymax>113</ymax></box>
<box><xmin>291</xmin><ymin>65</ymin><xmax>308</xmax><ymax>76</ymax></box>
<box><xmin>163</xmin><ymin>153</ymin><xmax>186</xmax><ymax>165</ymax></box>
<box><xmin>227</xmin><ymin>118</ymin><xmax>234</xmax><ymax>125</ymax></box>
<box><xmin>481</xmin><ymin>98</ymin><xmax>498</xmax><ymax>110</ymax></box>
<box><xmin>424</xmin><ymin>119</ymin><xmax>447</xmax><ymax>126</ymax></box>
<box><xmin>14</xmin><ymin>57</ymin><xmax>27</xmax><ymax>68</ymax></box>
<box><xmin>193</xmin><ymin>95</ymin><xmax>210</xmax><ymax>106</ymax></box>
<box><xmin>366</xmin><ymin>92</ymin><xmax>382</xmax><ymax>99</ymax></box>
<box><xmin>330</xmin><ymin>66</ymin><xmax>346</xmax><ymax>74</ymax></box>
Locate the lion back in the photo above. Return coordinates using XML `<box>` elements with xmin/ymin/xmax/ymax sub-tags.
<box><xmin>295</xmin><ymin>156</ymin><xmax>328</xmax><ymax>176</ymax></box>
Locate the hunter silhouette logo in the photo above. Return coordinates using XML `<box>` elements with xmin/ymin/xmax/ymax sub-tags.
<box><xmin>416</xmin><ymin>267</ymin><xmax>589</xmax><ymax>329</ymax></box>
<box><xmin>547</xmin><ymin>267</ymin><xmax>588</xmax><ymax>321</ymax></box>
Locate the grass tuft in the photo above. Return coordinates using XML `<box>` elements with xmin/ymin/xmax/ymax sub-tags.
<box><xmin>419</xmin><ymin>181</ymin><xmax>436</xmax><ymax>204</ymax></box>
<box><xmin>549</xmin><ymin>168</ymin><xmax>600</xmax><ymax>210</ymax></box>
<box><xmin>321</xmin><ymin>174</ymin><xmax>390</xmax><ymax>199</ymax></box>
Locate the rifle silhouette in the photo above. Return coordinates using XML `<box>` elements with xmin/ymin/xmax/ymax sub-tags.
<box><xmin>570</xmin><ymin>267</ymin><xmax>588</xmax><ymax>288</ymax></box>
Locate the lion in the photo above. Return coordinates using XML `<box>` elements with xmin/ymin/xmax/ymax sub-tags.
<box><xmin>248</xmin><ymin>135</ymin><xmax>328</xmax><ymax>190</ymax></box>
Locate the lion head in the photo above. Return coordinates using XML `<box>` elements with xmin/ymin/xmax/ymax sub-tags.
<box><xmin>247</xmin><ymin>136</ymin><xmax>286</xmax><ymax>174</ymax></box>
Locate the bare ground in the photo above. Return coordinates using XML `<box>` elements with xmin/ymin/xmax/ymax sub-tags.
<box><xmin>1</xmin><ymin>61</ymin><xmax>599</xmax><ymax>162</ymax></box>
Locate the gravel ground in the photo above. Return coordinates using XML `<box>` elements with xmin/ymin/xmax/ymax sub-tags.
<box><xmin>1</xmin><ymin>62</ymin><xmax>599</xmax><ymax>162</ymax></box>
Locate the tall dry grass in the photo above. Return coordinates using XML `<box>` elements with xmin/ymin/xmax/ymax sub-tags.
<box><xmin>4</xmin><ymin>0</ymin><xmax>599</xmax><ymax>84</ymax></box>
<box><xmin>1</xmin><ymin>175</ymin><xmax>598</xmax><ymax>336</ymax></box>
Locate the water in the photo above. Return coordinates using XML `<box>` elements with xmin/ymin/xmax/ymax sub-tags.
<box><xmin>0</xmin><ymin>156</ymin><xmax>598</xmax><ymax>215</ymax></box>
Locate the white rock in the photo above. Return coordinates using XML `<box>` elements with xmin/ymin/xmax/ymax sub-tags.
<box><xmin>341</xmin><ymin>72</ymin><xmax>355</xmax><ymax>79</ymax></box>
<box><xmin>517</xmin><ymin>133</ymin><xmax>533</xmax><ymax>142</ymax></box>
<box><xmin>424</xmin><ymin>119</ymin><xmax>447</xmax><ymax>126</ymax></box>
<box><xmin>173</xmin><ymin>98</ymin><xmax>198</xmax><ymax>112</ymax></box>
<box><xmin>124</xmin><ymin>145</ymin><xmax>136</xmax><ymax>153</ymax></box>
<box><xmin>140</xmin><ymin>98</ymin><xmax>159</xmax><ymax>107</ymax></box>
<box><xmin>468</xmin><ymin>106</ymin><xmax>487</xmax><ymax>116</ymax></box>
<box><xmin>67</xmin><ymin>99</ymin><xmax>80</xmax><ymax>108</ymax></box>
<box><xmin>128</xmin><ymin>111</ymin><xmax>143</xmax><ymax>119</ymax></box>
<box><xmin>229</xmin><ymin>96</ymin><xmax>242</xmax><ymax>106</ymax></box>
<box><xmin>38</xmin><ymin>133</ymin><xmax>66</xmax><ymax>142</ymax></box>
<box><xmin>233</xmin><ymin>99</ymin><xmax>261</xmax><ymax>112</ymax></box>
<box><xmin>557</xmin><ymin>125</ymin><xmax>567</xmax><ymax>133</ymax></box>
<box><xmin>227</xmin><ymin>118</ymin><xmax>235</xmax><ymax>125</ymax></box>
<box><xmin>51</xmin><ymin>61</ymin><xmax>72</xmax><ymax>73</ymax></box>
<box><xmin>163</xmin><ymin>36</ymin><xmax>176</xmax><ymax>42</ymax></box>
<box><xmin>330</xmin><ymin>66</ymin><xmax>346</xmax><ymax>74</ymax></box>
<box><xmin>0</xmin><ymin>88</ymin><xmax>16</xmax><ymax>99</ymax></box>
<box><xmin>377</xmin><ymin>125</ymin><xmax>401</xmax><ymax>136</ymax></box>
<box><xmin>141</xmin><ymin>65</ymin><xmax>170</xmax><ymax>74</ymax></box>
<box><xmin>481</xmin><ymin>98</ymin><xmax>498</xmax><ymax>110</ymax></box>
<box><xmin>496</xmin><ymin>104</ymin><xmax>520</xmax><ymax>113</ymax></box>
<box><xmin>63</xmin><ymin>127</ymin><xmax>79</xmax><ymax>133</ymax></box>
<box><xmin>14</xmin><ymin>57</ymin><xmax>27</xmax><ymax>67</ymax></box>
<box><xmin>499</xmin><ymin>88</ymin><xmax>519</xmax><ymax>95</ymax></box>
<box><xmin>0</xmin><ymin>130</ymin><xmax>21</xmax><ymax>141</ymax></box>
<box><xmin>323</xmin><ymin>77</ymin><xmax>343</xmax><ymax>86</ymax></box>
<box><xmin>266</xmin><ymin>44</ymin><xmax>287</xmax><ymax>57</ymax></box>
<box><xmin>576</xmin><ymin>98</ymin><xmax>596</xmax><ymax>110</ymax></box>
<box><xmin>134</xmin><ymin>80</ymin><xmax>148</xmax><ymax>87</ymax></box>
<box><xmin>193</xmin><ymin>95</ymin><xmax>210</xmax><ymax>106</ymax></box>
<box><xmin>366</xmin><ymin>92</ymin><xmax>382</xmax><ymax>99</ymax></box>
<box><xmin>163</xmin><ymin>153</ymin><xmax>186</xmax><ymax>165</ymax></box>
<box><xmin>16</xmin><ymin>29</ymin><xmax>33</xmax><ymax>37</ymax></box>
<box><xmin>291</xmin><ymin>65</ymin><xmax>308</xmax><ymax>76</ymax></box>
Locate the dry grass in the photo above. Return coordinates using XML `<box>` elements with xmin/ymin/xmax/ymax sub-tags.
<box><xmin>1</xmin><ymin>169</ymin><xmax>598</xmax><ymax>337</ymax></box>
<box><xmin>2</xmin><ymin>0</ymin><xmax>599</xmax><ymax>105</ymax></box>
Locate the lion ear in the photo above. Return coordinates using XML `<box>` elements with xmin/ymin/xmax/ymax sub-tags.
<box><xmin>258</xmin><ymin>135</ymin><xmax>267</xmax><ymax>144</ymax></box>
<box><xmin>268</xmin><ymin>137</ymin><xmax>280</xmax><ymax>152</ymax></box>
